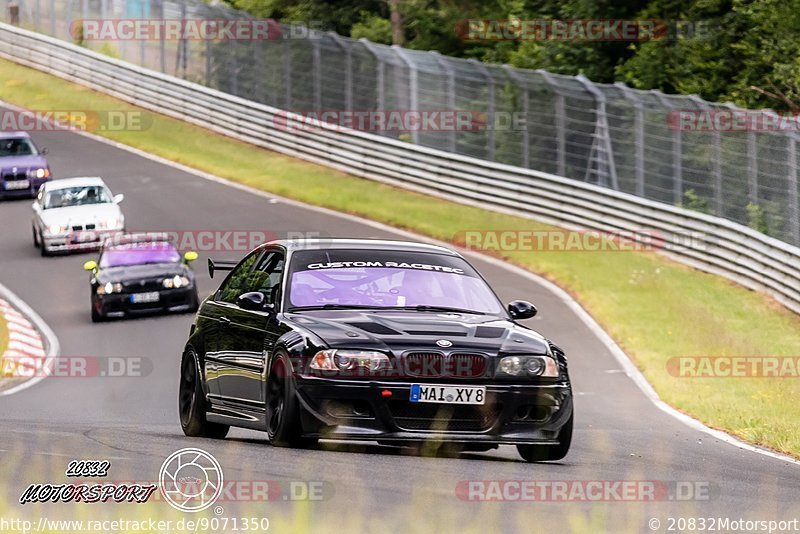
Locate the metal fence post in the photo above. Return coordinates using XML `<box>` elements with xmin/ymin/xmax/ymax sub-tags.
<box><xmin>692</xmin><ymin>96</ymin><xmax>722</xmax><ymax>215</ymax></box>
<box><xmin>747</xmin><ymin>130</ymin><xmax>758</xmax><ymax>204</ymax></box>
<box><xmin>431</xmin><ymin>51</ymin><xmax>456</xmax><ymax>153</ymax></box>
<box><xmin>392</xmin><ymin>45</ymin><xmax>419</xmax><ymax>145</ymax></box>
<box><xmin>502</xmin><ymin>65</ymin><xmax>529</xmax><ymax>168</ymax></box>
<box><xmin>577</xmin><ymin>74</ymin><xmax>619</xmax><ymax>190</ymax></box>
<box><xmin>328</xmin><ymin>32</ymin><xmax>353</xmax><ymax>111</ymax></box>
<box><xmin>311</xmin><ymin>34</ymin><xmax>321</xmax><ymax>110</ymax></box>
<box><xmin>654</xmin><ymin>91</ymin><xmax>682</xmax><ymax>204</ymax></box>
<box><xmin>282</xmin><ymin>34</ymin><xmax>292</xmax><ymax>108</ymax></box>
<box><xmin>540</xmin><ymin>70</ymin><xmax>566</xmax><ymax>177</ymax></box>
<box><xmin>468</xmin><ymin>58</ymin><xmax>494</xmax><ymax>161</ymax></box>
<box><xmin>615</xmin><ymin>83</ymin><xmax>645</xmax><ymax>196</ymax></box>
<box><xmin>790</xmin><ymin>134</ymin><xmax>800</xmax><ymax>244</ymax></box>
<box><xmin>358</xmin><ymin>39</ymin><xmax>385</xmax><ymax>112</ymax></box>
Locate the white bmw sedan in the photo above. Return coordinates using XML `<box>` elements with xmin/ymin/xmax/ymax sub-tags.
<box><xmin>31</xmin><ymin>177</ymin><xmax>125</xmax><ymax>256</ymax></box>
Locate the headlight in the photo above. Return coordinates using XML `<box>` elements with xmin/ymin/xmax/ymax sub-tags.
<box><xmin>497</xmin><ymin>355</ymin><xmax>558</xmax><ymax>378</ymax></box>
<box><xmin>96</xmin><ymin>282</ymin><xmax>122</xmax><ymax>295</ymax></box>
<box><xmin>163</xmin><ymin>275</ymin><xmax>190</xmax><ymax>289</ymax></box>
<box><xmin>98</xmin><ymin>217</ymin><xmax>120</xmax><ymax>230</ymax></box>
<box><xmin>29</xmin><ymin>168</ymin><xmax>50</xmax><ymax>179</ymax></box>
<box><xmin>310</xmin><ymin>349</ymin><xmax>391</xmax><ymax>373</ymax></box>
<box><xmin>46</xmin><ymin>223</ymin><xmax>67</xmax><ymax>235</ymax></box>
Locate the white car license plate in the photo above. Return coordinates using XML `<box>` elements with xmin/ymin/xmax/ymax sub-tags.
<box><xmin>410</xmin><ymin>384</ymin><xmax>485</xmax><ymax>405</ymax></box>
<box><xmin>5</xmin><ymin>179</ymin><xmax>29</xmax><ymax>190</ymax></box>
<box><xmin>131</xmin><ymin>291</ymin><xmax>160</xmax><ymax>304</ymax></box>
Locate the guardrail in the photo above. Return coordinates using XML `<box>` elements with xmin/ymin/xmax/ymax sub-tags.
<box><xmin>0</xmin><ymin>22</ymin><xmax>798</xmax><ymax>315</ymax></box>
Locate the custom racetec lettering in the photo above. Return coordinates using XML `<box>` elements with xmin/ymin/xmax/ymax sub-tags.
<box><xmin>306</xmin><ymin>261</ymin><xmax>465</xmax><ymax>274</ymax></box>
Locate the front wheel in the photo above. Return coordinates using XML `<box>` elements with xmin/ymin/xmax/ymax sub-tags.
<box><xmin>266</xmin><ymin>353</ymin><xmax>315</xmax><ymax>448</ymax></box>
<box><xmin>33</xmin><ymin>226</ymin><xmax>40</xmax><ymax>248</ymax></box>
<box><xmin>517</xmin><ymin>413</ymin><xmax>573</xmax><ymax>462</ymax></box>
<box><xmin>179</xmin><ymin>350</ymin><xmax>229</xmax><ymax>439</ymax></box>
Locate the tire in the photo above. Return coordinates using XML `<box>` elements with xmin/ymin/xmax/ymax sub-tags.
<box><xmin>179</xmin><ymin>350</ymin><xmax>229</xmax><ymax>439</ymax></box>
<box><xmin>39</xmin><ymin>235</ymin><xmax>50</xmax><ymax>257</ymax></box>
<box><xmin>33</xmin><ymin>226</ymin><xmax>39</xmax><ymax>248</ymax></box>
<box><xmin>91</xmin><ymin>306</ymin><xmax>104</xmax><ymax>323</ymax></box>
<box><xmin>188</xmin><ymin>289</ymin><xmax>200</xmax><ymax>313</ymax></box>
<box><xmin>266</xmin><ymin>352</ymin><xmax>315</xmax><ymax>448</ymax></box>
<box><xmin>517</xmin><ymin>412</ymin><xmax>573</xmax><ymax>463</ymax></box>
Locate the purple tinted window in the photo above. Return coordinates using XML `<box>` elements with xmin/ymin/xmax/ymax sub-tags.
<box><xmin>100</xmin><ymin>243</ymin><xmax>181</xmax><ymax>268</ymax></box>
<box><xmin>289</xmin><ymin>266</ymin><xmax>503</xmax><ymax>314</ymax></box>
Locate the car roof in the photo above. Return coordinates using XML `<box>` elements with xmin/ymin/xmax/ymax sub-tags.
<box><xmin>0</xmin><ymin>131</ymin><xmax>32</xmax><ymax>140</ymax></box>
<box><xmin>268</xmin><ymin>238</ymin><xmax>458</xmax><ymax>256</ymax></box>
<box><xmin>43</xmin><ymin>177</ymin><xmax>107</xmax><ymax>190</ymax></box>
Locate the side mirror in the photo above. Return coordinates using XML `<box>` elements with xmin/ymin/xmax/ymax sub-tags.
<box><xmin>83</xmin><ymin>260</ymin><xmax>98</xmax><ymax>272</ymax></box>
<box><xmin>31</xmin><ymin>201</ymin><xmax>41</xmax><ymax>212</ymax></box>
<box><xmin>508</xmin><ymin>300</ymin><xmax>537</xmax><ymax>320</ymax></box>
<box><xmin>113</xmin><ymin>193</ymin><xmax>124</xmax><ymax>204</ymax></box>
<box><xmin>236</xmin><ymin>291</ymin><xmax>274</xmax><ymax>312</ymax></box>
<box><xmin>184</xmin><ymin>251</ymin><xmax>199</xmax><ymax>263</ymax></box>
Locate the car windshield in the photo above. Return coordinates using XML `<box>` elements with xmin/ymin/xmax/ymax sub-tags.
<box><xmin>43</xmin><ymin>185</ymin><xmax>111</xmax><ymax>209</ymax></box>
<box><xmin>0</xmin><ymin>137</ymin><xmax>37</xmax><ymax>157</ymax></box>
<box><xmin>100</xmin><ymin>242</ymin><xmax>181</xmax><ymax>268</ymax></box>
<box><xmin>286</xmin><ymin>249</ymin><xmax>504</xmax><ymax>314</ymax></box>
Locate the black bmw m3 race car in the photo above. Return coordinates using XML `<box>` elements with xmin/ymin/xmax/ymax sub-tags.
<box><xmin>179</xmin><ymin>239</ymin><xmax>573</xmax><ymax>462</ymax></box>
<box><xmin>84</xmin><ymin>234</ymin><xmax>200</xmax><ymax>322</ymax></box>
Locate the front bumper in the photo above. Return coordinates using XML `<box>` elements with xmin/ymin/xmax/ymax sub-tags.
<box><xmin>295</xmin><ymin>377</ymin><xmax>573</xmax><ymax>445</ymax></box>
<box><xmin>93</xmin><ymin>286</ymin><xmax>197</xmax><ymax>319</ymax></box>
<box><xmin>43</xmin><ymin>229</ymin><xmax>123</xmax><ymax>253</ymax></box>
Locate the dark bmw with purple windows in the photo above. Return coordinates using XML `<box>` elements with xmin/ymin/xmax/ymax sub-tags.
<box><xmin>179</xmin><ymin>239</ymin><xmax>573</xmax><ymax>462</ymax></box>
<box><xmin>0</xmin><ymin>132</ymin><xmax>51</xmax><ymax>199</ymax></box>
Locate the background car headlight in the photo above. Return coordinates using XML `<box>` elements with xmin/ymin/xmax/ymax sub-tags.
<box><xmin>28</xmin><ymin>168</ymin><xmax>50</xmax><ymax>179</ymax></box>
<box><xmin>96</xmin><ymin>282</ymin><xmax>122</xmax><ymax>295</ymax></box>
<box><xmin>310</xmin><ymin>349</ymin><xmax>391</xmax><ymax>373</ymax></box>
<box><xmin>98</xmin><ymin>217</ymin><xmax>121</xmax><ymax>230</ymax></box>
<box><xmin>497</xmin><ymin>355</ymin><xmax>558</xmax><ymax>378</ymax></box>
<box><xmin>163</xmin><ymin>275</ymin><xmax>190</xmax><ymax>289</ymax></box>
<box><xmin>46</xmin><ymin>223</ymin><xmax>67</xmax><ymax>235</ymax></box>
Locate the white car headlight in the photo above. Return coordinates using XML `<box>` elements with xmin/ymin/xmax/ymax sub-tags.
<box><xmin>310</xmin><ymin>349</ymin><xmax>391</xmax><ymax>373</ymax></box>
<box><xmin>163</xmin><ymin>275</ymin><xmax>190</xmax><ymax>289</ymax></box>
<box><xmin>497</xmin><ymin>355</ymin><xmax>558</xmax><ymax>378</ymax></box>
<box><xmin>46</xmin><ymin>223</ymin><xmax>67</xmax><ymax>235</ymax></box>
<box><xmin>29</xmin><ymin>168</ymin><xmax>50</xmax><ymax>179</ymax></box>
<box><xmin>96</xmin><ymin>282</ymin><xmax>122</xmax><ymax>295</ymax></box>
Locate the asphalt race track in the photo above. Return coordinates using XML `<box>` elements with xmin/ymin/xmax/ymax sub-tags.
<box><xmin>0</xmin><ymin>122</ymin><xmax>798</xmax><ymax>532</ymax></box>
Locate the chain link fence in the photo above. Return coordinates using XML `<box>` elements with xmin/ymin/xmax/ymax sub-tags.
<box><xmin>3</xmin><ymin>0</ymin><xmax>799</xmax><ymax>246</ymax></box>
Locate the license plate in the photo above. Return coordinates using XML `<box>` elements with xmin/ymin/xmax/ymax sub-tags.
<box><xmin>5</xmin><ymin>179</ymin><xmax>29</xmax><ymax>190</ymax></box>
<box><xmin>72</xmin><ymin>231</ymin><xmax>98</xmax><ymax>243</ymax></box>
<box><xmin>131</xmin><ymin>291</ymin><xmax>160</xmax><ymax>304</ymax></box>
<box><xmin>410</xmin><ymin>384</ymin><xmax>485</xmax><ymax>405</ymax></box>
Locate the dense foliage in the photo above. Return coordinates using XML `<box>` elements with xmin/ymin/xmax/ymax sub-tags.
<box><xmin>222</xmin><ymin>0</ymin><xmax>800</xmax><ymax>110</ymax></box>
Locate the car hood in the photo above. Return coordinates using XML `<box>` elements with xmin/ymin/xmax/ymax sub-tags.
<box><xmin>97</xmin><ymin>263</ymin><xmax>190</xmax><ymax>284</ymax></box>
<box><xmin>285</xmin><ymin>309</ymin><xmax>550</xmax><ymax>355</ymax></box>
<box><xmin>0</xmin><ymin>155</ymin><xmax>47</xmax><ymax>170</ymax></box>
<box><xmin>39</xmin><ymin>203</ymin><xmax>122</xmax><ymax>226</ymax></box>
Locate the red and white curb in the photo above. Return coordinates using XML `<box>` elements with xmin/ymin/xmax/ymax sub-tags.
<box><xmin>0</xmin><ymin>284</ymin><xmax>59</xmax><ymax>396</ymax></box>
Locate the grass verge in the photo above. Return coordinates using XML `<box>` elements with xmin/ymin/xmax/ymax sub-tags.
<box><xmin>1</xmin><ymin>58</ymin><xmax>799</xmax><ymax>457</ymax></box>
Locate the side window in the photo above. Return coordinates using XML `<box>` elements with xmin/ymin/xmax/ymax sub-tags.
<box><xmin>247</xmin><ymin>251</ymin><xmax>285</xmax><ymax>305</ymax></box>
<box><xmin>216</xmin><ymin>252</ymin><xmax>261</xmax><ymax>304</ymax></box>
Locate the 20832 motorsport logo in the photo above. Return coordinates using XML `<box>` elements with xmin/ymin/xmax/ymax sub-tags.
<box><xmin>159</xmin><ymin>448</ymin><xmax>224</xmax><ymax>512</ymax></box>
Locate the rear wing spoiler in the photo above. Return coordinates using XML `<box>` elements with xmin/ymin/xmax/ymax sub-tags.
<box><xmin>207</xmin><ymin>258</ymin><xmax>238</xmax><ymax>279</ymax></box>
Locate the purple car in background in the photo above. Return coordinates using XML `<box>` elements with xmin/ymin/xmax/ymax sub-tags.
<box><xmin>0</xmin><ymin>132</ymin><xmax>51</xmax><ymax>199</ymax></box>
